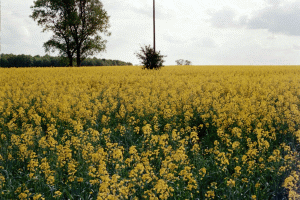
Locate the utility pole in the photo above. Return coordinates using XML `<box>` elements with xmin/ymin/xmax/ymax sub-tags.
<box><xmin>0</xmin><ymin>0</ymin><xmax>1</xmax><ymax>66</ymax></box>
<box><xmin>153</xmin><ymin>0</ymin><xmax>155</xmax><ymax>52</ymax></box>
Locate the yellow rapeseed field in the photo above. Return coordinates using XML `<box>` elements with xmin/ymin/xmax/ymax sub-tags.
<box><xmin>0</xmin><ymin>65</ymin><xmax>300</xmax><ymax>199</ymax></box>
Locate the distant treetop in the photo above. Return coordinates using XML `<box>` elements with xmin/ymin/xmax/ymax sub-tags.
<box><xmin>0</xmin><ymin>54</ymin><xmax>132</xmax><ymax>68</ymax></box>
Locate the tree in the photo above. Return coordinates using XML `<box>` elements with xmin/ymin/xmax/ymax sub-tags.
<box><xmin>0</xmin><ymin>53</ymin><xmax>132</xmax><ymax>67</ymax></box>
<box><xmin>0</xmin><ymin>54</ymin><xmax>9</xmax><ymax>67</ymax></box>
<box><xmin>136</xmin><ymin>45</ymin><xmax>166</xmax><ymax>70</ymax></box>
<box><xmin>185</xmin><ymin>60</ymin><xmax>192</xmax><ymax>65</ymax></box>
<box><xmin>30</xmin><ymin>0</ymin><xmax>110</xmax><ymax>67</ymax></box>
<box><xmin>175</xmin><ymin>59</ymin><xmax>185</xmax><ymax>65</ymax></box>
<box><xmin>7</xmin><ymin>54</ymin><xmax>32</xmax><ymax>67</ymax></box>
<box><xmin>175</xmin><ymin>59</ymin><xmax>192</xmax><ymax>66</ymax></box>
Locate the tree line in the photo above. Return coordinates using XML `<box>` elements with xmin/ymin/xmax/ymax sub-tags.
<box><xmin>0</xmin><ymin>54</ymin><xmax>132</xmax><ymax>68</ymax></box>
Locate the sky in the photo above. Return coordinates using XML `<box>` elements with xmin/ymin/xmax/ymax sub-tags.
<box><xmin>2</xmin><ymin>0</ymin><xmax>300</xmax><ymax>65</ymax></box>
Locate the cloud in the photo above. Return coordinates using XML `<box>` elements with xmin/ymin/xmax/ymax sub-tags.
<box><xmin>163</xmin><ymin>30</ymin><xmax>188</xmax><ymax>44</ymax></box>
<box><xmin>211</xmin><ymin>44</ymin><xmax>299</xmax><ymax>65</ymax></box>
<box><xmin>208</xmin><ymin>2</ymin><xmax>300</xmax><ymax>37</ymax></box>
<box><xmin>267</xmin><ymin>34</ymin><xmax>277</xmax><ymax>40</ymax></box>
<box><xmin>200</xmin><ymin>37</ymin><xmax>217</xmax><ymax>48</ymax></box>
<box><xmin>2</xmin><ymin>18</ymin><xmax>52</xmax><ymax>56</ymax></box>
<box><xmin>293</xmin><ymin>44</ymin><xmax>300</xmax><ymax>50</ymax></box>
<box><xmin>103</xmin><ymin>0</ymin><xmax>173</xmax><ymax>20</ymax></box>
<box><xmin>207</xmin><ymin>7</ymin><xmax>248</xmax><ymax>28</ymax></box>
<box><xmin>265</xmin><ymin>0</ymin><xmax>282</xmax><ymax>6</ymax></box>
<box><xmin>247</xmin><ymin>2</ymin><xmax>300</xmax><ymax>36</ymax></box>
<box><xmin>1</xmin><ymin>0</ymin><xmax>53</xmax><ymax>56</ymax></box>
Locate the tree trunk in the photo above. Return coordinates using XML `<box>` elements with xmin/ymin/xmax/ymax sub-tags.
<box><xmin>66</xmin><ymin>48</ymin><xmax>73</xmax><ymax>67</ymax></box>
<box><xmin>68</xmin><ymin>55</ymin><xmax>73</xmax><ymax>67</ymax></box>
<box><xmin>76</xmin><ymin>47</ymin><xmax>81</xmax><ymax>67</ymax></box>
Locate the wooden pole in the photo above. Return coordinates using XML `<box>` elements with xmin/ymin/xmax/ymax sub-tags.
<box><xmin>153</xmin><ymin>0</ymin><xmax>155</xmax><ymax>52</ymax></box>
<box><xmin>0</xmin><ymin>1</ymin><xmax>1</xmax><ymax>61</ymax></box>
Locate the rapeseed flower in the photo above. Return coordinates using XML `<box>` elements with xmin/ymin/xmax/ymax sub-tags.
<box><xmin>0</xmin><ymin>66</ymin><xmax>300</xmax><ymax>199</ymax></box>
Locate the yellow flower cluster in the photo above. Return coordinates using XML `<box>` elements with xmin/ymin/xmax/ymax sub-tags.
<box><xmin>0</xmin><ymin>66</ymin><xmax>299</xmax><ymax>199</ymax></box>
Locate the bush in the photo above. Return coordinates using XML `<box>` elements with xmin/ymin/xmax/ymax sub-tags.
<box><xmin>136</xmin><ymin>45</ymin><xmax>166</xmax><ymax>70</ymax></box>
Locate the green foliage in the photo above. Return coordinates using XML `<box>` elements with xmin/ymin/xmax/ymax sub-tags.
<box><xmin>0</xmin><ymin>54</ymin><xmax>132</xmax><ymax>67</ymax></box>
<box><xmin>81</xmin><ymin>57</ymin><xmax>132</xmax><ymax>66</ymax></box>
<box><xmin>30</xmin><ymin>0</ymin><xmax>110</xmax><ymax>67</ymax></box>
<box><xmin>0</xmin><ymin>54</ymin><xmax>33</xmax><ymax>68</ymax></box>
<box><xmin>135</xmin><ymin>45</ymin><xmax>166</xmax><ymax>70</ymax></box>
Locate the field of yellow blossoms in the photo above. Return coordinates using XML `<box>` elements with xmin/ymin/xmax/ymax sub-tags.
<box><xmin>0</xmin><ymin>65</ymin><xmax>300</xmax><ymax>199</ymax></box>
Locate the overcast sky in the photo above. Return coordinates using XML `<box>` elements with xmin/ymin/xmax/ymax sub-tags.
<box><xmin>2</xmin><ymin>0</ymin><xmax>300</xmax><ymax>65</ymax></box>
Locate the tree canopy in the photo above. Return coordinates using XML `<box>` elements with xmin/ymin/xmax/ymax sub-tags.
<box><xmin>30</xmin><ymin>0</ymin><xmax>110</xmax><ymax>67</ymax></box>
